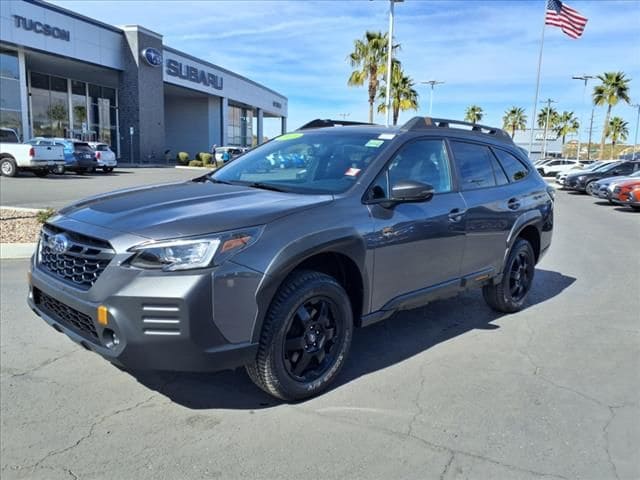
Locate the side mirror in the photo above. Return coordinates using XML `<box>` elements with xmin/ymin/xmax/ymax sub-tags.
<box><xmin>390</xmin><ymin>180</ymin><xmax>434</xmax><ymax>203</ymax></box>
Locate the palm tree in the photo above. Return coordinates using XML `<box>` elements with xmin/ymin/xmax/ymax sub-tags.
<box><xmin>502</xmin><ymin>107</ymin><xmax>527</xmax><ymax>138</ymax></box>
<box><xmin>554</xmin><ymin>111</ymin><xmax>580</xmax><ymax>144</ymax></box>
<box><xmin>377</xmin><ymin>62</ymin><xmax>419</xmax><ymax>126</ymax></box>
<box><xmin>464</xmin><ymin>105</ymin><xmax>483</xmax><ymax>124</ymax></box>
<box><xmin>348</xmin><ymin>31</ymin><xmax>397</xmax><ymax>123</ymax></box>
<box><xmin>537</xmin><ymin>106</ymin><xmax>559</xmax><ymax>130</ymax></box>
<box><xmin>593</xmin><ymin>71</ymin><xmax>631</xmax><ymax>159</ymax></box>
<box><xmin>606</xmin><ymin>116</ymin><xmax>629</xmax><ymax>158</ymax></box>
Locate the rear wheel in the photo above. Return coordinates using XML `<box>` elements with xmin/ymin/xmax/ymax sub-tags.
<box><xmin>53</xmin><ymin>165</ymin><xmax>65</xmax><ymax>175</ymax></box>
<box><xmin>246</xmin><ymin>270</ymin><xmax>353</xmax><ymax>401</ymax></box>
<box><xmin>103</xmin><ymin>167</ymin><xmax>113</xmax><ymax>173</ymax></box>
<box><xmin>483</xmin><ymin>238</ymin><xmax>535</xmax><ymax>313</ymax></box>
<box><xmin>1</xmin><ymin>157</ymin><xmax>17</xmax><ymax>177</ymax></box>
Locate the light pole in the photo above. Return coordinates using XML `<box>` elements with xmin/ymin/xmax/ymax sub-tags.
<box><xmin>540</xmin><ymin>98</ymin><xmax>556</xmax><ymax>159</ymax></box>
<box><xmin>572</xmin><ymin>74</ymin><xmax>595</xmax><ymax>161</ymax></box>
<box><xmin>586</xmin><ymin>109</ymin><xmax>595</xmax><ymax>161</ymax></box>
<box><xmin>421</xmin><ymin>80</ymin><xmax>445</xmax><ymax>116</ymax></box>
<box><xmin>384</xmin><ymin>0</ymin><xmax>403</xmax><ymax>127</ymax></box>
<box><xmin>632</xmin><ymin>103</ymin><xmax>640</xmax><ymax>160</ymax></box>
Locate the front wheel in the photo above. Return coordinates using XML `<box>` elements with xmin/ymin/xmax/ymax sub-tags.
<box><xmin>483</xmin><ymin>238</ymin><xmax>535</xmax><ymax>313</ymax></box>
<box><xmin>246</xmin><ymin>270</ymin><xmax>353</xmax><ymax>401</ymax></box>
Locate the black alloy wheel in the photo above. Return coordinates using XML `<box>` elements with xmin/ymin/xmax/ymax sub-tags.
<box><xmin>246</xmin><ymin>270</ymin><xmax>353</xmax><ymax>401</ymax></box>
<box><xmin>283</xmin><ymin>297</ymin><xmax>340</xmax><ymax>381</ymax></box>
<box><xmin>508</xmin><ymin>249</ymin><xmax>533</xmax><ymax>303</ymax></box>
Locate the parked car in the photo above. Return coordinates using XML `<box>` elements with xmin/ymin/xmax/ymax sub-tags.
<box><xmin>89</xmin><ymin>142</ymin><xmax>117</xmax><ymax>173</ymax></box>
<box><xmin>611</xmin><ymin>178</ymin><xmax>640</xmax><ymax>206</ymax></box>
<box><xmin>214</xmin><ymin>146</ymin><xmax>245</xmax><ymax>164</ymax></box>
<box><xmin>557</xmin><ymin>161</ymin><xmax>607</xmax><ymax>189</ymax></box>
<box><xmin>27</xmin><ymin>116</ymin><xmax>554</xmax><ymax>401</ymax></box>
<box><xmin>537</xmin><ymin>158</ymin><xmax>582</xmax><ymax>177</ymax></box>
<box><xmin>620</xmin><ymin>185</ymin><xmax>640</xmax><ymax>210</ymax></box>
<box><xmin>588</xmin><ymin>171</ymin><xmax>640</xmax><ymax>201</ymax></box>
<box><xmin>0</xmin><ymin>128</ymin><xmax>65</xmax><ymax>177</ymax></box>
<box><xmin>565</xmin><ymin>161</ymin><xmax>640</xmax><ymax>192</ymax></box>
<box><xmin>27</xmin><ymin>138</ymin><xmax>98</xmax><ymax>174</ymax></box>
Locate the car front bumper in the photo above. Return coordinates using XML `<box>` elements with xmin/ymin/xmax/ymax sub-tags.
<box><xmin>27</xmin><ymin>255</ymin><xmax>262</xmax><ymax>372</ymax></box>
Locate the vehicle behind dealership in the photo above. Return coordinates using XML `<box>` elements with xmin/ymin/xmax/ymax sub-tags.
<box><xmin>27</xmin><ymin>138</ymin><xmax>98</xmax><ymax>174</ymax></box>
<box><xmin>0</xmin><ymin>128</ymin><xmax>65</xmax><ymax>177</ymax></box>
<box><xmin>89</xmin><ymin>142</ymin><xmax>117</xmax><ymax>172</ymax></box>
<box><xmin>28</xmin><ymin>117</ymin><xmax>553</xmax><ymax>400</ymax></box>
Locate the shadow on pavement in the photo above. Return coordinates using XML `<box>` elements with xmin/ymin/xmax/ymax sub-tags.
<box><xmin>128</xmin><ymin>268</ymin><xmax>576</xmax><ymax>410</ymax></box>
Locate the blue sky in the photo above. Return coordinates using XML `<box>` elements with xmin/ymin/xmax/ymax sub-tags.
<box><xmin>53</xmin><ymin>0</ymin><xmax>640</xmax><ymax>141</ymax></box>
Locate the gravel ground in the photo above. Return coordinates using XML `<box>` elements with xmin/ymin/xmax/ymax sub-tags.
<box><xmin>0</xmin><ymin>209</ymin><xmax>43</xmax><ymax>243</ymax></box>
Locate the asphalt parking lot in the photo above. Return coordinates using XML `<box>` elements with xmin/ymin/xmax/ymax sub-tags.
<box><xmin>0</xmin><ymin>168</ymin><xmax>199</xmax><ymax>210</ymax></box>
<box><xmin>1</xmin><ymin>171</ymin><xmax>639</xmax><ymax>479</ymax></box>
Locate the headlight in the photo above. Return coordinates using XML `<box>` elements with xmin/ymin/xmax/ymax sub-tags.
<box><xmin>127</xmin><ymin>226</ymin><xmax>263</xmax><ymax>271</ymax></box>
<box><xmin>577</xmin><ymin>175</ymin><xmax>587</xmax><ymax>182</ymax></box>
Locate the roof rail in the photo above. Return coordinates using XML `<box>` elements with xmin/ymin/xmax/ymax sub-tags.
<box><xmin>297</xmin><ymin>119</ymin><xmax>376</xmax><ymax>130</ymax></box>
<box><xmin>401</xmin><ymin>116</ymin><xmax>512</xmax><ymax>142</ymax></box>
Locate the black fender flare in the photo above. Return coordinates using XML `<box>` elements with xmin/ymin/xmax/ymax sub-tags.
<box><xmin>250</xmin><ymin>228</ymin><xmax>369</xmax><ymax>343</ymax></box>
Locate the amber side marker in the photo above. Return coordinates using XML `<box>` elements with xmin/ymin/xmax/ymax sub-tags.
<box><xmin>97</xmin><ymin>305</ymin><xmax>109</xmax><ymax>326</ymax></box>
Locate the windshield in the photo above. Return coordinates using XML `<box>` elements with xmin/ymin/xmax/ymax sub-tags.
<box><xmin>601</xmin><ymin>161</ymin><xmax>622</xmax><ymax>171</ymax></box>
<box><xmin>211</xmin><ymin>131</ymin><xmax>391</xmax><ymax>194</ymax></box>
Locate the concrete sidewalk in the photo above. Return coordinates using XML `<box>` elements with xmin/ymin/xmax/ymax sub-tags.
<box><xmin>0</xmin><ymin>242</ymin><xmax>37</xmax><ymax>259</ymax></box>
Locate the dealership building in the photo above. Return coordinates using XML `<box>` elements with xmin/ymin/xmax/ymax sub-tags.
<box><xmin>0</xmin><ymin>0</ymin><xmax>288</xmax><ymax>162</ymax></box>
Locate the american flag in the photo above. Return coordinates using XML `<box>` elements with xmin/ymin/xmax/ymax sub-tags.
<box><xmin>545</xmin><ymin>0</ymin><xmax>588</xmax><ymax>39</ymax></box>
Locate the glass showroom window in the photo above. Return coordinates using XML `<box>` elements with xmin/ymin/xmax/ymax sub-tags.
<box><xmin>228</xmin><ymin>105</ymin><xmax>253</xmax><ymax>147</ymax></box>
<box><xmin>70</xmin><ymin>80</ymin><xmax>87</xmax><ymax>138</ymax></box>
<box><xmin>0</xmin><ymin>49</ymin><xmax>23</xmax><ymax>139</ymax></box>
<box><xmin>88</xmin><ymin>84</ymin><xmax>118</xmax><ymax>153</ymax></box>
<box><xmin>29</xmin><ymin>73</ymin><xmax>69</xmax><ymax>138</ymax></box>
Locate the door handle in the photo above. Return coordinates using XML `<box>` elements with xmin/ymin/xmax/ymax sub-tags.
<box><xmin>448</xmin><ymin>208</ymin><xmax>466</xmax><ymax>222</ymax></box>
<box><xmin>507</xmin><ymin>198</ymin><xmax>521</xmax><ymax>210</ymax></box>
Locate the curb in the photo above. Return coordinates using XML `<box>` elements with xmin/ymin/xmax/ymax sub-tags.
<box><xmin>174</xmin><ymin>166</ymin><xmax>217</xmax><ymax>171</ymax></box>
<box><xmin>1</xmin><ymin>242</ymin><xmax>37</xmax><ymax>259</ymax></box>
<box><xmin>0</xmin><ymin>206</ymin><xmax>44</xmax><ymax>213</ymax></box>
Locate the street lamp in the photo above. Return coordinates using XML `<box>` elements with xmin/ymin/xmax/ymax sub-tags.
<box><xmin>421</xmin><ymin>80</ymin><xmax>445</xmax><ymax>116</ymax></box>
<box><xmin>540</xmin><ymin>98</ymin><xmax>557</xmax><ymax>159</ymax></box>
<box><xmin>384</xmin><ymin>0</ymin><xmax>403</xmax><ymax>127</ymax></box>
<box><xmin>572</xmin><ymin>74</ymin><xmax>595</xmax><ymax>161</ymax></box>
<box><xmin>631</xmin><ymin>103</ymin><xmax>640</xmax><ymax>161</ymax></box>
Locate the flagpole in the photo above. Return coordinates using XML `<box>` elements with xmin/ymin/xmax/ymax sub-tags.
<box><xmin>528</xmin><ymin>2</ymin><xmax>547</xmax><ymax>158</ymax></box>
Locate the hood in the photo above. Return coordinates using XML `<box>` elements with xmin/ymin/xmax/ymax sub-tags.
<box><xmin>595</xmin><ymin>175</ymin><xmax>628</xmax><ymax>187</ymax></box>
<box><xmin>58</xmin><ymin>180</ymin><xmax>333</xmax><ymax>240</ymax></box>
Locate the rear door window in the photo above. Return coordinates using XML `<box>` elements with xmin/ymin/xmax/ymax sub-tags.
<box><xmin>449</xmin><ymin>141</ymin><xmax>498</xmax><ymax>191</ymax></box>
<box><xmin>493</xmin><ymin>148</ymin><xmax>530</xmax><ymax>182</ymax></box>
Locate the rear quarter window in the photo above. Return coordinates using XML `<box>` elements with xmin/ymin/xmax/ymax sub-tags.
<box><xmin>493</xmin><ymin>148</ymin><xmax>530</xmax><ymax>182</ymax></box>
<box><xmin>449</xmin><ymin>141</ymin><xmax>498</xmax><ymax>191</ymax></box>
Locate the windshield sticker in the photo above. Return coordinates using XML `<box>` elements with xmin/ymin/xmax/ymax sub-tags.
<box><xmin>345</xmin><ymin>167</ymin><xmax>361</xmax><ymax>177</ymax></box>
<box><xmin>378</xmin><ymin>133</ymin><xmax>395</xmax><ymax>140</ymax></box>
<box><xmin>275</xmin><ymin>133</ymin><xmax>304</xmax><ymax>141</ymax></box>
<box><xmin>365</xmin><ymin>139</ymin><xmax>384</xmax><ymax>148</ymax></box>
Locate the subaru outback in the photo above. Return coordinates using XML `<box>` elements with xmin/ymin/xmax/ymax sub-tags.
<box><xmin>28</xmin><ymin>117</ymin><xmax>554</xmax><ymax>401</ymax></box>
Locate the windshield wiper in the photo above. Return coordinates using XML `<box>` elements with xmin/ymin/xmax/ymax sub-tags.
<box><xmin>200</xmin><ymin>177</ymin><xmax>233</xmax><ymax>185</ymax></box>
<box><xmin>245</xmin><ymin>182</ymin><xmax>288</xmax><ymax>192</ymax></box>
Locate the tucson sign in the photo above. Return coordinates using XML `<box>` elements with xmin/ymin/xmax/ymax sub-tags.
<box><xmin>13</xmin><ymin>15</ymin><xmax>70</xmax><ymax>41</ymax></box>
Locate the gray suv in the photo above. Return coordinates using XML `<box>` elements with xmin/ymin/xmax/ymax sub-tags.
<box><xmin>28</xmin><ymin>117</ymin><xmax>554</xmax><ymax>400</ymax></box>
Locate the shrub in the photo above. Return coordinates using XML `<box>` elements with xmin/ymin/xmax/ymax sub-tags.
<box><xmin>176</xmin><ymin>152</ymin><xmax>190</xmax><ymax>165</ymax></box>
<box><xmin>188</xmin><ymin>160</ymin><xmax>203</xmax><ymax>167</ymax></box>
<box><xmin>37</xmin><ymin>208</ymin><xmax>56</xmax><ymax>224</ymax></box>
<box><xmin>200</xmin><ymin>153</ymin><xmax>213</xmax><ymax>165</ymax></box>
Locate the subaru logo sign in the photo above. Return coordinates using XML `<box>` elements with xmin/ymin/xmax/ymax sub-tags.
<box><xmin>142</xmin><ymin>47</ymin><xmax>163</xmax><ymax>67</ymax></box>
<box><xmin>49</xmin><ymin>234</ymin><xmax>70</xmax><ymax>254</ymax></box>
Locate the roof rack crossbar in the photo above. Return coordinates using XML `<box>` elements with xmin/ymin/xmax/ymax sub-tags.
<box><xmin>402</xmin><ymin>116</ymin><xmax>512</xmax><ymax>141</ymax></box>
<box><xmin>297</xmin><ymin>119</ymin><xmax>376</xmax><ymax>130</ymax></box>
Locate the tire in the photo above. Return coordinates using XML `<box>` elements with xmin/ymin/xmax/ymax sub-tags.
<box><xmin>103</xmin><ymin>167</ymin><xmax>113</xmax><ymax>173</ymax></box>
<box><xmin>54</xmin><ymin>165</ymin><xmax>65</xmax><ymax>175</ymax></box>
<box><xmin>483</xmin><ymin>238</ymin><xmax>535</xmax><ymax>313</ymax></box>
<box><xmin>246</xmin><ymin>270</ymin><xmax>353</xmax><ymax>401</ymax></box>
<box><xmin>88</xmin><ymin>166</ymin><xmax>96</xmax><ymax>174</ymax></box>
<box><xmin>0</xmin><ymin>157</ymin><xmax>17</xmax><ymax>177</ymax></box>
<box><xmin>33</xmin><ymin>169</ymin><xmax>48</xmax><ymax>177</ymax></box>
<box><xmin>583</xmin><ymin>180</ymin><xmax>596</xmax><ymax>194</ymax></box>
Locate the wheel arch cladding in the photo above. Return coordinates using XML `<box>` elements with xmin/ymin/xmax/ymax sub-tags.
<box><xmin>252</xmin><ymin>236</ymin><xmax>369</xmax><ymax>342</ymax></box>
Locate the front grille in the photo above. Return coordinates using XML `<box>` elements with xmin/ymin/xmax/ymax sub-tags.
<box><xmin>35</xmin><ymin>289</ymin><xmax>98</xmax><ymax>339</ymax></box>
<box><xmin>38</xmin><ymin>226</ymin><xmax>114</xmax><ymax>290</ymax></box>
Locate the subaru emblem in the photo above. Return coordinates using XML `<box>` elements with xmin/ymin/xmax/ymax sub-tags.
<box><xmin>141</xmin><ymin>47</ymin><xmax>163</xmax><ymax>67</ymax></box>
<box><xmin>49</xmin><ymin>233</ymin><xmax>70</xmax><ymax>254</ymax></box>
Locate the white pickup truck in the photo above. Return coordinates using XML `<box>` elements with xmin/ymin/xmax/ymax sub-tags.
<box><xmin>0</xmin><ymin>128</ymin><xmax>65</xmax><ymax>177</ymax></box>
